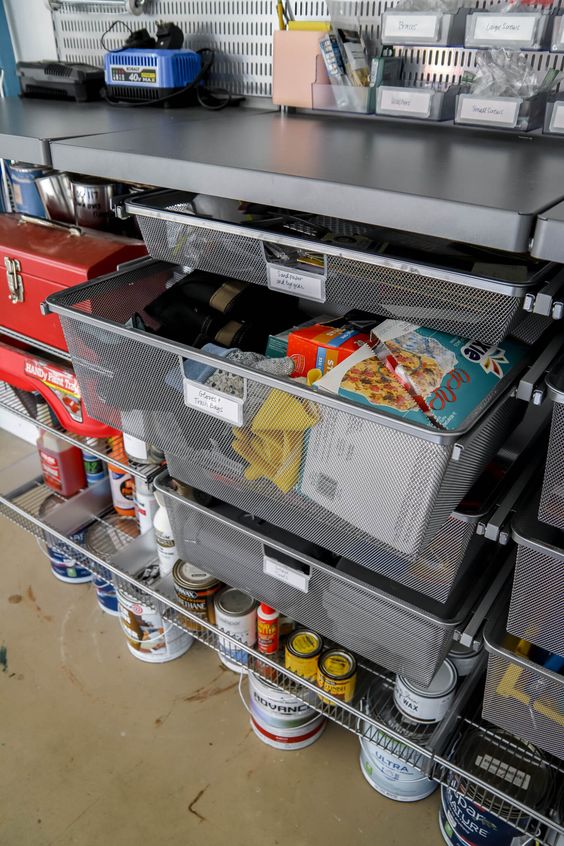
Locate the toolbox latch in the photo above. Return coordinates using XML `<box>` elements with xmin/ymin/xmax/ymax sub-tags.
<box><xmin>4</xmin><ymin>257</ymin><xmax>23</xmax><ymax>303</ymax></box>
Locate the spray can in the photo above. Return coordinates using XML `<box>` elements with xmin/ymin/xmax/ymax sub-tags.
<box><xmin>153</xmin><ymin>490</ymin><xmax>179</xmax><ymax>576</ymax></box>
<box><xmin>108</xmin><ymin>462</ymin><xmax>135</xmax><ymax>517</ymax></box>
<box><xmin>134</xmin><ymin>477</ymin><xmax>158</xmax><ymax>534</ymax></box>
<box><xmin>257</xmin><ymin>603</ymin><xmax>279</xmax><ymax>656</ymax></box>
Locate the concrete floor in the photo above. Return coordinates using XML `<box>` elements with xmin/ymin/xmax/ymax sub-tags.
<box><xmin>0</xmin><ymin>432</ymin><xmax>444</xmax><ymax>846</ymax></box>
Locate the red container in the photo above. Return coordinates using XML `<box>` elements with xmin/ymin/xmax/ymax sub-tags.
<box><xmin>0</xmin><ymin>214</ymin><xmax>146</xmax><ymax>352</ymax></box>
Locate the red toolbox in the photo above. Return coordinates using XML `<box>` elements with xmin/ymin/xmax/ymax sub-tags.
<box><xmin>0</xmin><ymin>215</ymin><xmax>147</xmax><ymax>352</ymax></box>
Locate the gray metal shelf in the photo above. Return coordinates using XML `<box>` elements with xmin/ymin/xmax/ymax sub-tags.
<box><xmin>49</xmin><ymin>110</ymin><xmax>564</xmax><ymax>252</ymax></box>
<box><xmin>532</xmin><ymin>200</ymin><xmax>564</xmax><ymax>263</ymax></box>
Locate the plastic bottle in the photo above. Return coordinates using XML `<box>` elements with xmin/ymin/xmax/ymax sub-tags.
<box><xmin>107</xmin><ymin>462</ymin><xmax>135</xmax><ymax>517</ymax></box>
<box><xmin>153</xmin><ymin>490</ymin><xmax>179</xmax><ymax>577</ymax></box>
<box><xmin>37</xmin><ymin>431</ymin><xmax>86</xmax><ymax>497</ymax></box>
<box><xmin>257</xmin><ymin>603</ymin><xmax>280</xmax><ymax>656</ymax></box>
<box><xmin>134</xmin><ymin>477</ymin><xmax>158</xmax><ymax>534</ymax></box>
<box><xmin>82</xmin><ymin>438</ymin><xmax>108</xmax><ymax>486</ymax></box>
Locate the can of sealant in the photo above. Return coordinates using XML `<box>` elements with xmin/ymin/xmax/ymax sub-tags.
<box><xmin>172</xmin><ymin>562</ymin><xmax>222</xmax><ymax>630</ymax></box>
<box><xmin>394</xmin><ymin>660</ymin><xmax>457</xmax><ymax>724</ymax></box>
<box><xmin>214</xmin><ymin>587</ymin><xmax>257</xmax><ymax>673</ymax></box>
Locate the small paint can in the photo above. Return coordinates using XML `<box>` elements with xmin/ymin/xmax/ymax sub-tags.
<box><xmin>38</xmin><ymin>494</ymin><xmax>92</xmax><ymax>584</ymax></box>
<box><xmin>214</xmin><ymin>587</ymin><xmax>257</xmax><ymax>673</ymax></box>
<box><xmin>285</xmin><ymin>629</ymin><xmax>323</xmax><ymax>681</ymax></box>
<box><xmin>394</xmin><ymin>660</ymin><xmax>457</xmax><ymax>724</ymax></box>
<box><xmin>248</xmin><ymin>671</ymin><xmax>317</xmax><ymax>729</ymax></box>
<box><xmin>439</xmin><ymin>786</ymin><xmax>534</xmax><ymax>846</ymax></box>
<box><xmin>8</xmin><ymin>161</ymin><xmax>51</xmax><ymax>217</ymax></box>
<box><xmin>117</xmin><ymin>579</ymin><xmax>193</xmax><ymax>664</ymax></box>
<box><xmin>359</xmin><ymin>736</ymin><xmax>437</xmax><ymax>802</ymax></box>
<box><xmin>92</xmin><ymin>570</ymin><xmax>119</xmax><ymax>616</ymax></box>
<box><xmin>317</xmin><ymin>648</ymin><xmax>357</xmax><ymax>704</ymax></box>
<box><xmin>172</xmin><ymin>562</ymin><xmax>222</xmax><ymax>630</ymax></box>
<box><xmin>108</xmin><ymin>463</ymin><xmax>135</xmax><ymax>517</ymax></box>
<box><xmin>250</xmin><ymin>704</ymin><xmax>326</xmax><ymax>751</ymax></box>
<box><xmin>447</xmin><ymin>641</ymin><xmax>484</xmax><ymax>679</ymax></box>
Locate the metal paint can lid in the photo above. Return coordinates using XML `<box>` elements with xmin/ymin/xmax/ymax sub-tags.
<box><xmin>286</xmin><ymin>629</ymin><xmax>323</xmax><ymax>659</ymax></box>
<box><xmin>397</xmin><ymin>659</ymin><xmax>457</xmax><ymax>700</ymax></box>
<box><xmin>215</xmin><ymin>587</ymin><xmax>257</xmax><ymax>618</ymax></box>
<box><xmin>319</xmin><ymin>649</ymin><xmax>357</xmax><ymax>681</ymax></box>
<box><xmin>172</xmin><ymin>560</ymin><xmax>219</xmax><ymax>591</ymax></box>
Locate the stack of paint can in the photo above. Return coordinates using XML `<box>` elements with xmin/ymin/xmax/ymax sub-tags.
<box><xmin>38</xmin><ymin>495</ymin><xmax>92</xmax><ymax>584</ymax></box>
<box><xmin>246</xmin><ymin>671</ymin><xmax>326</xmax><ymax>751</ymax></box>
<box><xmin>359</xmin><ymin>725</ymin><xmax>437</xmax><ymax>802</ymax></box>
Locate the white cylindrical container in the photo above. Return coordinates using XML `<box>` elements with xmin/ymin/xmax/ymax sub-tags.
<box><xmin>359</xmin><ymin>737</ymin><xmax>437</xmax><ymax>802</ymax></box>
<box><xmin>117</xmin><ymin>586</ymin><xmax>193</xmax><ymax>663</ymax></box>
<box><xmin>447</xmin><ymin>641</ymin><xmax>484</xmax><ymax>679</ymax></box>
<box><xmin>214</xmin><ymin>587</ymin><xmax>257</xmax><ymax>673</ymax></box>
<box><xmin>92</xmin><ymin>573</ymin><xmax>119</xmax><ymax>616</ymax></box>
<box><xmin>134</xmin><ymin>477</ymin><xmax>158</xmax><ymax>535</ymax></box>
<box><xmin>394</xmin><ymin>660</ymin><xmax>457</xmax><ymax>724</ymax></box>
<box><xmin>122</xmin><ymin>430</ymin><xmax>164</xmax><ymax>466</ymax></box>
<box><xmin>250</xmin><ymin>705</ymin><xmax>326</xmax><ymax>751</ymax></box>
<box><xmin>153</xmin><ymin>491</ymin><xmax>179</xmax><ymax>576</ymax></box>
<box><xmin>248</xmin><ymin>672</ymin><xmax>317</xmax><ymax>729</ymax></box>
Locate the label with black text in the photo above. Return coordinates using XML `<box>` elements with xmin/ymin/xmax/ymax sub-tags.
<box><xmin>184</xmin><ymin>380</ymin><xmax>244</xmax><ymax>426</ymax></box>
<box><xmin>267</xmin><ymin>265</ymin><xmax>325</xmax><ymax>302</ymax></box>
<box><xmin>263</xmin><ymin>555</ymin><xmax>310</xmax><ymax>593</ymax></box>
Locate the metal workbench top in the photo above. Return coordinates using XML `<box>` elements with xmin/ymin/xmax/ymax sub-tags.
<box><xmin>531</xmin><ymin>200</ymin><xmax>564</xmax><ymax>263</ymax></box>
<box><xmin>0</xmin><ymin>97</ymin><xmax>245</xmax><ymax>166</ymax></box>
<box><xmin>49</xmin><ymin>110</ymin><xmax>564</xmax><ymax>252</ymax></box>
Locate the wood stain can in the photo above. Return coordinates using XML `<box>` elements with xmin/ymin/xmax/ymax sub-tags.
<box><xmin>172</xmin><ymin>561</ymin><xmax>222</xmax><ymax>630</ymax></box>
<box><xmin>285</xmin><ymin>630</ymin><xmax>323</xmax><ymax>681</ymax></box>
<box><xmin>317</xmin><ymin>649</ymin><xmax>357</xmax><ymax>703</ymax></box>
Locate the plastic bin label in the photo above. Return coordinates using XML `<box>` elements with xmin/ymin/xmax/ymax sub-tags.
<box><xmin>471</xmin><ymin>13</ymin><xmax>537</xmax><ymax>44</ymax></box>
<box><xmin>458</xmin><ymin>96</ymin><xmax>520</xmax><ymax>127</ymax></box>
<box><xmin>378</xmin><ymin>87</ymin><xmax>433</xmax><ymax>117</ymax></box>
<box><xmin>183</xmin><ymin>379</ymin><xmax>244</xmax><ymax>426</ymax></box>
<box><xmin>383</xmin><ymin>12</ymin><xmax>440</xmax><ymax>41</ymax></box>
<box><xmin>549</xmin><ymin>102</ymin><xmax>564</xmax><ymax>133</ymax></box>
<box><xmin>267</xmin><ymin>264</ymin><xmax>326</xmax><ymax>302</ymax></box>
<box><xmin>263</xmin><ymin>555</ymin><xmax>310</xmax><ymax>593</ymax></box>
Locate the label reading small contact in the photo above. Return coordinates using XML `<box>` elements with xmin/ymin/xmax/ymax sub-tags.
<box><xmin>184</xmin><ymin>380</ymin><xmax>244</xmax><ymax>426</ymax></box>
<box><xmin>458</xmin><ymin>95</ymin><xmax>520</xmax><ymax>127</ymax></box>
<box><xmin>263</xmin><ymin>555</ymin><xmax>310</xmax><ymax>593</ymax></box>
<box><xmin>267</xmin><ymin>265</ymin><xmax>326</xmax><ymax>302</ymax></box>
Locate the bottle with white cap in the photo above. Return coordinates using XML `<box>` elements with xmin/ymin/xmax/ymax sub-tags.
<box><xmin>153</xmin><ymin>490</ymin><xmax>179</xmax><ymax>577</ymax></box>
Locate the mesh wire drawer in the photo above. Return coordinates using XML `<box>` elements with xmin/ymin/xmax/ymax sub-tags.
<box><xmin>125</xmin><ymin>190</ymin><xmax>552</xmax><ymax>345</ymax></box>
<box><xmin>48</xmin><ymin>260</ymin><xmax>536</xmax><ymax>574</ymax></box>
<box><xmin>483</xmin><ymin>600</ymin><xmax>564</xmax><ymax>763</ymax></box>
<box><xmin>539</xmin><ymin>358</ymin><xmax>564</xmax><ymax>530</ymax></box>
<box><xmin>156</xmin><ymin>472</ymin><xmax>490</xmax><ymax>685</ymax></box>
<box><xmin>510</xmin><ymin>491</ymin><xmax>564</xmax><ymax>657</ymax></box>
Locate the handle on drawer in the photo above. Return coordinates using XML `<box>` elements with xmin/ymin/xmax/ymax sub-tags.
<box><xmin>523</xmin><ymin>267</ymin><xmax>564</xmax><ymax>321</ymax></box>
<box><xmin>262</xmin><ymin>545</ymin><xmax>312</xmax><ymax>594</ymax></box>
<box><xmin>181</xmin><ymin>353</ymin><xmax>247</xmax><ymax>428</ymax></box>
<box><xmin>515</xmin><ymin>332</ymin><xmax>564</xmax><ymax>404</ymax></box>
<box><xmin>117</xmin><ymin>188</ymin><xmax>196</xmax><ymax>220</ymax></box>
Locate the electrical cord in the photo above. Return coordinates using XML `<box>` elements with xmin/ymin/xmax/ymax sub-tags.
<box><xmin>100</xmin><ymin>19</ymin><xmax>134</xmax><ymax>52</ymax></box>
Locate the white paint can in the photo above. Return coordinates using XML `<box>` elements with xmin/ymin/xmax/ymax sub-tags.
<box><xmin>248</xmin><ymin>671</ymin><xmax>317</xmax><ymax>729</ymax></box>
<box><xmin>214</xmin><ymin>587</ymin><xmax>257</xmax><ymax>673</ymax></box>
<box><xmin>394</xmin><ymin>660</ymin><xmax>457</xmax><ymax>724</ymax></box>
<box><xmin>359</xmin><ymin>736</ymin><xmax>437</xmax><ymax>802</ymax></box>
<box><xmin>447</xmin><ymin>641</ymin><xmax>483</xmax><ymax>678</ymax></box>
<box><xmin>250</xmin><ymin>704</ymin><xmax>326</xmax><ymax>751</ymax></box>
<box><xmin>117</xmin><ymin>587</ymin><xmax>193</xmax><ymax>663</ymax></box>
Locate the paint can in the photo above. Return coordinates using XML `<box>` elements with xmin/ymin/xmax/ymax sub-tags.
<box><xmin>214</xmin><ymin>587</ymin><xmax>257</xmax><ymax>673</ymax></box>
<box><xmin>447</xmin><ymin>641</ymin><xmax>484</xmax><ymax>679</ymax></box>
<box><xmin>38</xmin><ymin>494</ymin><xmax>92</xmax><ymax>584</ymax></box>
<box><xmin>359</xmin><ymin>736</ymin><xmax>437</xmax><ymax>802</ymax></box>
<box><xmin>248</xmin><ymin>671</ymin><xmax>318</xmax><ymax>729</ymax></box>
<box><xmin>85</xmin><ymin>514</ymin><xmax>141</xmax><ymax>612</ymax></box>
<box><xmin>394</xmin><ymin>660</ymin><xmax>457</xmax><ymax>724</ymax></box>
<box><xmin>172</xmin><ymin>562</ymin><xmax>222</xmax><ymax>630</ymax></box>
<box><xmin>8</xmin><ymin>161</ymin><xmax>51</xmax><ymax>217</ymax></box>
<box><xmin>317</xmin><ymin>649</ymin><xmax>357</xmax><ymax>704</ymax></box>
<box><xmin>92</xmin><ymin>571</ymin><xmax>119</xmax><ymax>616</ymax></box>
<box><xmin>122</xmin><ymin>430</ymin><xmax>164</xmax><ymax>466</ymax></box>
<box><xmin>72</xmin><ymin>177</ymin><xmax>120</xmax><ymax>231</ymax></box>
<box><xmin>117</xmin><ymin>578</ymin><xmax>193</xmax><ymax>663</ymax></box>
<box><xmin>285</xmin><ymin>629</ymin><xmax>323</xmax><ymax>681</ymax></box>
<box><xmin>439</xmin><ymin>786</ymin><xmax>535</xmax><ymax>846</ymax></box>
<box><xmin>250</xmin><ymin>706</ymin><xmax>326</xmax><ymax>751</ymax></box>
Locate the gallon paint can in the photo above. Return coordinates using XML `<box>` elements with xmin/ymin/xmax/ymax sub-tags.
<box><xmin>249</xmin><ymin>703</ymin><xmax>326</xmax><ymax>751</ymax></box>
<box><xmin>38</xmin><ymin>494</ymin><xmax>92</xmax><ymax>584</ymax></box>
<box><xmin>92</xmin><ymin>571</ymin><xmax>119</xmax><ymax>616</ymax></box>
<box><xmin>359</xmin><ymin>736</ymin><xmax>437</xmax><ymax>802</ymax></box>
<box><xmin>8</xmin><ymin>161</ymin><xmax>51</xmax><ymax>217</ymax></box>
<box><xmin>248</xmin><ymin>671</ymin><xmax>317</xmax><ymax>729</ymax></box>
<box><xmin>85</xmin><ymin>516</ymin><xmax>140</xmax><ymax>613</ymax></box>
<box><xmin>172</xmin><ymin>562</ymin><xmax>222</xmax><ymax>630</ymax></box>
<box><xmin>214</xmin><ymin>587</ymin><xmax>257</xmax><ymax>673</ymax></box>
<box><xmin>394</xmin><ymin>660</ymin><xmax>457</xmax><ymax>724</ymax></box>
<box><xmin>447</xmin><ymin>641</ymin><xmax>484</xmax><ymax>679</ymax></box>
<box><xmin>117</xmin><ymin>583</ymin><xmax>193</xmax><ymax>663</ymax></box>
<box><xmin>439</xmin><ymin>786</ymin><xmax>535</xmax><ymax>846</ymax></box>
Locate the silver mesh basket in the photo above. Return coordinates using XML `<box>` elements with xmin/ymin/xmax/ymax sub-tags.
<box><xmin>124</xmin><ymin>190</ymin><xmax>552</xmax><ymax>345</ymax></box>
<box><xmin>47</xmin><ymin>260</ymin><xmax>536</xmax><ymax>573</ymax></box>
<box><xmin>483</xmin><ymin>598</ymin><xmax>564</xmax><ymax>763</ymax></box>
<box><xmin>156</xmin><ymin>472</ymin><xmax>489</xmax><ymax>686</ymax></box>
<box><xmin>539</xmin><ymin>361</ymin><xmax>564</xmax><ymax>530</ymax></box>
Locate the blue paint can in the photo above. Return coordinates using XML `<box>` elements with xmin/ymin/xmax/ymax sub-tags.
<box><xmin>8</xmin><ymin>161</ymin><xmax>51</xmax><ymax>218</ymax></box>
<box><xmin>439</xmin><ymin>786</ymin><xmax>534</xmax><ymax>846</ymax></box>
<box><xmin>93</xmin><ymin>571</ymin><xmax>119</xmax><ymax>616</ymax></box>
<box><xmin>39</xmin><ymin>495</ymin><xmax>92</xmax><ymax>584</ymax></box>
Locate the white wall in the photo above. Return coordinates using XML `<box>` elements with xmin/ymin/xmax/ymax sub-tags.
<box><xmin>5</xmin><ymin>0</ymin><xmax>58</xmax><ymax>62</ymax></box>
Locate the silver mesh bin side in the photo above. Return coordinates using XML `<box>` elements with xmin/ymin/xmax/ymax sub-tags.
<box><xmin>539</xmin><ymin>402</ymin><xmax>564</xmax><ymax>530</ymax></box>
<box><xmin>160</xmin><ymin>487</ymin><xmax>461</xmax><ymax>685</ymax></box>
<box><xmin>508</xmin><ymin>544</ymin><xmax>564</xmax><ymax>657</ymax></box>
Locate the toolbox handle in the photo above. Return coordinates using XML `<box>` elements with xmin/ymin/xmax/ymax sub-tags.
<box><xmin>19</xmin><ymin>214</ymin><xmax>82</xmax><ymax>237</ymax></box>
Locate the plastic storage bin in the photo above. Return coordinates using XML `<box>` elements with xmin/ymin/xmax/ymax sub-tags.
<box><xmin>376</xmin><ymin>85</ymin><xmax>459</xmax><ymax>122</ymax></box>
<box><xmin>45</xmin><ymin>260</ymin><xmax>552</xmax><ymax>574</ymax></box>
<box><xmin>455</xmin><ymin>92</ymin><xmax>548</xmax><ymax>133</ymax></box>
<box><xmin>465</xmin><ymin>10</ymin><xmax>549</xmax><ymax>50</ymax></box>
<box><xmin>483</xmin><ymin>594</ymin><xmax>564</xmax><ymax>762</ymax></box>
<box><xmin>544</xmin><ymin>95</ymin><xmax>564</xmax><ymax>135</ymax></box>
<box><xmin>312</xmin><ymin>84</ymin><xmax>370</xmax><ymax>114</ymax></box>
<box><xmin>381</xmin><ymin>8</ymin><xmax>469</xmax><ymax>46</ymax></box>
<box><xmin>551</xmin><ymin>12</ymin><xmax>564</xmax><ymax>52</ymax></box>
<box><xmin>119</xmin><ymin>190</ymin><xmax>555</xmax><ymax>345</ymax></box>
<box><xmin>156</xmin><ymin>471</ymin><xmax>495</xmax><ymax>685</ymax></box>
<box><xmin>539</xmin><ymin>354</ymin><xmax>564</xmax><ymax>529</ymax></box>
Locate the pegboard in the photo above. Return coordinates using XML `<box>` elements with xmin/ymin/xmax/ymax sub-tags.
<box><xmin>50</xmin><ymin>0</ymin><xmax>564</xmax><ymax>97</ymax></box>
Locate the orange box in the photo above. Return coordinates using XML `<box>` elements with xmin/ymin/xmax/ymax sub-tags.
<box><xmin>288</xmin><ymin>323</ymin><xmax>370</xmax><ymax>378</ymax></box>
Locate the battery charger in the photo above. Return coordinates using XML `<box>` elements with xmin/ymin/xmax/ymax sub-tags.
<box><xmin>104</xmin><ymin>48</ymin><xmax>202</xmax><ymax>104</ymax></box>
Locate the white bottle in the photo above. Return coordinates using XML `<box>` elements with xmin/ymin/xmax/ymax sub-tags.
<box><xmin>153</xmin><ymin>490</ymin><xmax>179</xmax><ymax>577</ymax></box>
<box><xmin>135</xmin><ymin>477</ymin><xmax>158</xmax><ymax>535</ymax></box>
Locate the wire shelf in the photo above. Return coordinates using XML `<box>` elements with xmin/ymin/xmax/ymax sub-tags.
<box><xmin>0</xmin><ymin>382</ymin><xmax>161</xmax><ymax>482</ymax></box>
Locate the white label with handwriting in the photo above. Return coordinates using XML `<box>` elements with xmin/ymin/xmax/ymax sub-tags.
<box><xmin>263</xmin><ymin>555</ymin><xmax>310</xmax><ymax>593</ymax></box>
<box><xmin>184</xmin><ymin>380</ymin><xmax>244</xmax><ymax>426</ymax></box>
<box><xmin>471</xmin><ymin>13</ymin><xmax>538</xmax><ymax>45</ymax></box>
<box><xmin>549</xmin><ymin>102</ymin><xmax>564</xmax><ymax>133</ymax></box>
<box><xmin>267</xmin><ymin>264</ymin><xmax>325</xmax><ymax>302</ymax></box>
<box><xmin>458</xmin><ymin>96</ymin><xmax>520</xmax><ymax>127</ymax></box>
<box><xmin>378</xmin><ymin>87</ymin><xmax>433</xmax><ymax>117</ymax></box>
<box><xmin>383</xmin><ymin>12</ymin><xmax>440</xmax><ymax>41</ymax></box>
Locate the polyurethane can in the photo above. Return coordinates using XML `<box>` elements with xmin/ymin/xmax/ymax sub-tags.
<box><xmin>285</xmin><ymin>630</ymin><xmax>323</xmax><ymax>681</ymax></box>
<box><xmin>172</xmin><ymin>561</ymin><xmax>222</xmax><ymax>630</ymax></box>
<box><xmin>394</xmin><ymin>660</ymin><xmax>457</xmax><ymax>724</ymax></box>
<box><xmin>214</xmin><ymin>587</ymin><xmax>257</xmax><ymax>673</ymax></box>
<box><xmin>317</xmin><ymin>648</ymin><xmax>357</xmax><ymax>704</ymax></box>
